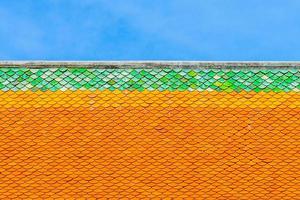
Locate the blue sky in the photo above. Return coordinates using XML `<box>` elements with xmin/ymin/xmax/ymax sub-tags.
<box><xmin>0</xmin><ymin>0</ymin><xmax>299</xmax><ymax>60</ymax></box>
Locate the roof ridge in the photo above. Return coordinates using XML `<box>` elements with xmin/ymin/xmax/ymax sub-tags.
<box><xmin>0</xmin><ymin>61</ymin><xmax>300</xmax><ymax>69</ymax></box>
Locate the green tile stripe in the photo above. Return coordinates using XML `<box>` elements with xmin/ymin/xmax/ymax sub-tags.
<box><xmin>0</xmin><ymin>68</ymin><xmax>299</xmax><ymax>92</ymax></box>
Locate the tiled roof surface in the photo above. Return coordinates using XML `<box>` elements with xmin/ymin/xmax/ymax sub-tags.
<box><xmin>0</xmin><ymin>63</ymin><xmax>299</xmax><ymax>199</ymax></box>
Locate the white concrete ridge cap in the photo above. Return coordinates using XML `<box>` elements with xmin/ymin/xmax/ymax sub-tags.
<box><xmin>0</xmin><ymin>61</ymin><xmax>300</xmax><ymax>69</ymax></box>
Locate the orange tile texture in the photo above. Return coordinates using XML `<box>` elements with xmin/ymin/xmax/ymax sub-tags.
<box><xmin>0</xmin><ymin>90</ymin><xmax>299</xmax><ymax>199</ymax></box>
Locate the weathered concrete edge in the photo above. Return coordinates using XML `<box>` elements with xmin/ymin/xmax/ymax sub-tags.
<box><xmin>1</xmin><ymin>61</ymin><xmax>300</xmax><ymax>69</ymax></box>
